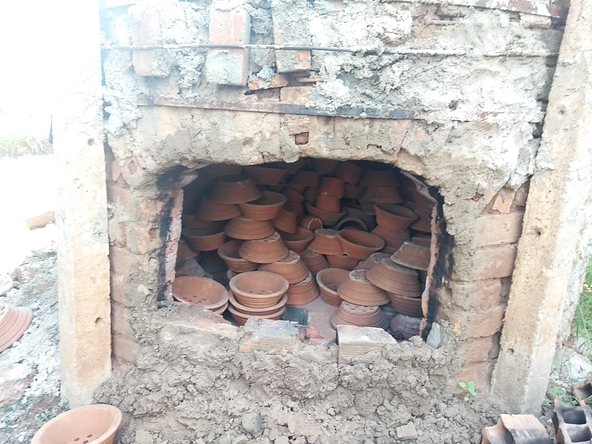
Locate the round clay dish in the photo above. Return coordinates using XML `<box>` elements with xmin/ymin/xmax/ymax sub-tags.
<box><xmin>308</xmin><ymin>229</ymin><xmax>343</xmax><ymax>255</ymax></box>
<box><xmin>228</xmin><ymin>304</ymin><xmax>285</xmax><ymax>326</ymax></box>
<box><xmin>196</xmin><ymin>198</ymin><xmax>241</xmax><ymax>221</ymax></box>
<box><xmin>391</xmin><ymin>241</ymin><xmax>431</xmax><ymax>271</ymax></box>
<box><xmin>326</xmin><ymin>254</ymin><xmax>361</xmax><ymax>270</ymax></box>
<box><xmin>182</xmin><ymin>224</ymin><xmax>226</xmax><ymax>251</ymax></box>
<box><xmin>229</xmin><ymin>291</ymin><xmax>288</xmax><ymax>316</ymax></box>
<box><xmin>374</xmin><ymin>204</ymin><xmax>419</xmax><ymax>230</ymax></box>
<box><xmin>361</xmin><ymin>186</ymin><xmax>403</xmax><ymax>204</ymax></box>
<box><xmin>31</xmin><ymin>404</ymin><xmax>123</xmax><ymax>444</ymax></box>
<box><xmin>334</xmin><ymin>161</ymin><xmax>363</xmax><ymax>184</ymax></box>
<box><xmin>271</xmin><ymin>206</ymin><xmax>299</xmax><ymax>234</ymax></box>
<box><xmin>277</xmin><ymin>227</ymin><xmax>314</xmax><ymax>253</ymax></box>
<box><xmin>305</xmin><ymin>203</ymin><xmax>345</xmax><ymax>226</ymax></box>
<box><xmin>217</xmin><ymin>240</ymin><xmax>258</xmax><ymax>272</ymax></box>
<box><xmin>243</xmin><ymin>165</ymin><xmax>287</xmax><ymax>185</ymax></box>
<box><xmin>229</xmin><ymin>271</ymin><xmax>289</xmax><ymax>308</ymax></box>
<box><xmin>238</xmin><ymin>232</ymin><xmax>290</xmax><ymax>264</ymax></box>
<box><xmin>224</xmin><ymin>216</ymin><xmax>275</xmax><ymax>240</ymax></box>
<box><xmin>171</xmin><ymin>276</ymin><xmax>229</xmax><ymax>311</ymax></box>
<box><xmin>210</xmin><ymin>174</ymin><xmax>261</xmax><ymax>204</ymax></box>
<box><xmin>316</xmin><ymin>268</ymin><xmax>349</xmax><ymax>306</ymax></box>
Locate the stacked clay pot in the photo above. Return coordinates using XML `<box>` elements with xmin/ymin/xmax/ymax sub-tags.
<box><xmin>171</xmin><ymin>276</ymin><xmax>229</xmax><ymax>315</ymax></box>
<box><xmin>0</xmin><ymin>305</ymin><xmax>33</xmax><ymax>352</ymax></box>
<box><xmin>228</xmin><ymin>271</ymin><xmax>289</xmax><ymax>325</ymax></box>
<box><xmin>372</xmin><ymin>204</ymin><xmax>418</xmax><ymax>254</ymax></box>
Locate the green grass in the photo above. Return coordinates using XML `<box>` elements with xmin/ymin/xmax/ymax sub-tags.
<box><xmin>573</xmin><ymin>256</ymin><xmax>592</xmax><ymax>359</ymax></box>
<box><xmin>0</xmin><ymin>135</ymin><xmax>52</xmax><ymax>158</ymax></box>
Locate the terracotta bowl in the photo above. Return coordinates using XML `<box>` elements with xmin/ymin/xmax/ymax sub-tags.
<box><xmin>217</xmin><ymin>240</ymin><xmax>259</xmax><ymax>272</ymax></box>
<box><xmin>229</xmin><ymin>271</ymin><xmax>289</xmax><ymax>308</ymax></box>
<box><xmin>228</xmin><ymin>304</ymin><xmax>286</xmax><ymax>326</ymax></box>
<box><xmin>201</xmin><ymin>163</ymin><xmax>242</xmax><ymax>179</ymax></box>
<box><xmin>335</xmin><ymin>161</ymin><xmax>363</xmax><ymax>184</ymax></box>
<box><xmin>177</xmin><ymin>239</ymin><xmax>200</xmax><ymax>263</ymax></box>
<box><xmin>332</xmin><ymin>302</ymin><xmax>387</xmax><ymax>330</ymax></box>
<box><xmin>282</xmin><ymin>187</ymin><xmax>305</xmax><ymax>204</ymax></box>
<box><xmin>239</xmin><ymin>191</ymin><xmax>287</xmax><ymax>221</ymax></box>
<box><xmin>337</xmin><ymin>229</ymin><xmax>385</xmax><ymax>260</ymax></box>
<box><xmin>360</xmin><ymin>201</ymin><xmax>377</xmax><ymax>216</ymax></box>
<box><xmin>335</xmin><ymin>218</ymin><xmax>367</xmax><ymax>232</ymax></box>
<box><xmin>290</xmin><ymin>170</ymin><xmax>322</xmax><ymax>188</ymax></box>
<box><xmin>343</xmin><ymin>184</ymin><xmax>367</xmax><ymax>199</ymax></box>
<box><xmin>374</xmin><ymin>204</ymin><xmax>419</xmax><ymax>230</ymax></box>
<box><xmin>171</xmin><ymin>276</ymin><xmax>229</xmax><ymax>311</ymax></box>
<box><xmin>308</xmin><ymin>229</ymin><xmax>344</xmax><ymax>255</ymax></box>
<box><xmin>356</xmin><ymin>253</ymin><xmax>391</xmax><ymax>270</ymax></box>
<box><xmin>259</xmin><ymin>251</ymin><xmax>310</xmax><ymax>284</ymax></box>
<box><xmin>286</xmin><ymin>272</ymin><xmax>320</xmax><ymax>306</ymax></box>
<box><xmin>277</xmin><ymin>227</ymin><xmax>314</xmax><ymax>253</ymax></box>
<box><xmin>297</xmin><ymin>215</ymin><xmax>323</xmax><ymax>231</ymax></box>
<box><xmin>319</xmin><ymin>177</ymin><xmax>345</xmax><ymax>197</ymax></box>
<box><xmin>391</xmin><ymin>241</ymin><xmax>431</xmax><ymax>271</ymax></box>
<box><xmin>238</xmin><ymin>232</ymin><xmax>290</xmax><ymax>264</ymax></box>
<box><xmin>315</xmin><ymin>195</ymin><xmax>341</xmax><ymax>213</ymax></box>
<box><xmin>366</xmin><ymin>259</ymin><xmax>421</xmax><ymax>296</ymax></box>
<box><xmin>224</xmin><ymin>216</ymin><xmax>275</xmax><ymax>240</ymax></box>
<box><xmin>388</xmin><ymin>292</ymin><xmax>424</xmax><ymax>317</ymax></box>
<box><xmin>196</xmin><ymin>198</ymin><xmax>242</xmax><ymax>221</ymax></box>
<box><xmin>359</xmin><ymin>170</ymin><xmax>400</xmax><ymax>187</ymax></box>
<box><xmin>229</xmin><ymin>290</ymin><xmax>288</xmax><ymax>316</ymax></box>
<box><xmin>210</xmin><ymin>174</ymin><xmax>261</xmax><ymax>204</ymax></box>
<box><xmin>284</xmin><ymin>183</ymin><xmax>307</xmax><ymax>194</ymax></box>
<box><xmin>390</xmin><ymin>314</ymin><xmax>422</xmax><ymax>340</ymax></box>
<box><xmin>243</xmin><ymin>165</ymin><xmax>287</xmax><ymax>185</ymax></box>
<box><xmin>316</xmin><ymin>268</ymin><xmax>349</xmax><ymax>306</ymax></box>
<box><xmin>361</xmin><ymin>186</ymin><xmax>403</xmax><ymax>204</ymax></box>
<box><xmin>411</xmin><ymin>212</ymin><xmax>432</xmax><ymax>233</ymax></box>
<box><xmin>271</xmin><ymin>206</ymin><xmax>299</xmax><ymax>233</ymax></box>
<box><xmin>182</xmin><ymin>224</ymin><xmax>226</xmax><ymax>251</ymax></box>
<box><xmin>213</xmin><ymin>302</ymin><xmax>228</xmax><ymax>316</ymax></box>
<box><xmin>326</xmin><ymin>254</ymin><xmax>361</xmax><ymax>270</ymax></box>
<box><xmin>313</xmin><ymin>158</ymin><xmax>340</xmax><ymax>175</ymax></box>
<box><xmin>31</xmin><ymin>404</ymin><xmax>122</xmax><ymax>444</ymax></box>
<box><xmin>299</xmin><ymin>249</ymin><xmax>329</xmax><ymax>275</ymax></box>
<box><xmin>284</xmin><ymin>202</ymin><xmax>304</xmax><ymax>217</ymax></box>
<box><xmin>0</xmin><ymin>306</ymin><xmax>33</xmax><ymax>353</ymax></box>
<box><xmin>306</xmin><ymin>203</ymin><xmax>346</xmax><ymax>226</ymax></box>
<box><xmin>182</xmin><ymin>214</ymin><xmax>210</xmax><ymax>229</ymax></box>
<box><xmin>341</xmin><ymin>204</ymin><xmax>377</xmax><ymax>231</ymax></box>
<box><xmin>337</xmin><ymin>269</ymin><xmax>389</xmax><ymax>306</ymax></box>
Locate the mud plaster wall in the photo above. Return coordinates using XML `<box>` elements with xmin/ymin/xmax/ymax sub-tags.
<box><xmin>97</xmin><ymin>0</ymin><xmax>565</xmax><ymax>441</ymax></box>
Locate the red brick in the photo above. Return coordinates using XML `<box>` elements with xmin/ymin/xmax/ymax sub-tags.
<box><xmin>463</xmin><ymin>304</ymin><xmax>506</xmax><ymax>338</ymax></box>
<box><xmin>460</xmin><ymin>335</ymin><xmax>500</xmax><ymax>363</ymax></box>
<box><xmin>130</xmin><ymin>8</ymin><xmax>169</xmax><ymax>77</ymax></box>
<box><xmin>447</xmin><ymin>279</ymin><xmax>503</xmax><ymax>310</ymax></box>
<box><xmin>456</xmin><ymin>360</ymin><xmax>494</xmax><ymax>395</ymax></box>
<box><xmin>464</xmin><ymin>244</ymin><xmax>518</xmax><ymax>280</ymax></box>
<box><xmin>475</xmin><ymin>212</ymin><xmax>524</xmax><ymax>247</ymax></box>
<box><xmin>209</xmin><ymin>9</ymin><xmax>250</xmax><ymax>44</ymax></box>
<box><xmin>112</xmin><ymin>333</ymin><xmax>140</xmax><ymax>364</ymax></box>
<box><xmin>491</xmin><ymin>188</ymin><xmax>515</xmax><ymax>213</ymax></box>
<box><xmin>280</xmin><ymin>86</ymin><xmax>313</xmax><ymax>105</ymax></box>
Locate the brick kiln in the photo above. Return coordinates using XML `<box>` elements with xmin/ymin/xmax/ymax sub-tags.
<box><xmin>52</xmin><ymin>0</ymin><xmax>592</xmax><ymax>442</ymax></box>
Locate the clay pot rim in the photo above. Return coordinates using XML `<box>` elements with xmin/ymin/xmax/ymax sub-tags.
<box><xmin>31</xmin><ymin>404</ymin><xmax>123</xmax><ymax>444</ymax></box>
<box><xmin>0</xmin><ymin>306</ymin><xmax>33</xmax><ymax>352</ymax></box>
<box><xmin>278</xmin><ymin>226</ymin><xmax>314</xmax><ymax>242</ymax></box>
<box><xmin>171</xmin><ymin>276</ymin><xmax>229</xmax><ymax>309</ymax></box>
<box><xmin>316</xmin><ymin>268</ymin><xmax>350</xmax><ymax>294</ymax></box>
<box><xmin>228</xmin><ymin>304</ymin><xmax>286</xmax><ymax>322</ymax></box>
<box><xmin>182</xmin><ymin>224</ymin><xmax>225</xmax><ymax>237</ymax></box>
<box><xmin>375</xmin><ymin>203</ymin><xmax>419</xmax><ymax>224</ymax></box>
<box><xmin>229</xmin><ymin>271</ymin><xmax>289</xmax><ymax>299</ymax></box>
<box><xmin>240</xmin><ymin>191</ymin><xmax>287</xmax><ymax>210</ymax></box>
<box><xmin>224</xmin><ymin>218</ymin><xmax>275</xmax><ymax>240</ymax></box>
<box><xmin>196</xmin><ymin>198</ymin><xmax>242</xmax><ymax>221</ymax></box>
<box><xmin>217</xmin><ymin>240</ymin><xmax>246</xmax><ymax>261</ymax></box>
<box><xmin>243</xmin><ymin>165</ymin><xmax>288</xmax><ymax>185</ymax></box>
<box><xmin>306</xmin><ymin>203</ymin><xmax>346</xmax><ymax>224</ymax></box>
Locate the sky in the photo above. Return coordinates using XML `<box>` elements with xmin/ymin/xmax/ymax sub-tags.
<box><xmin>0</xmin><ymin>1</ymin><xmax>62</xmax><ymax>136</ymax></box>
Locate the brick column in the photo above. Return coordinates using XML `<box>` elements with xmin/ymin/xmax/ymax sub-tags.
<box><xmin>491</xmin><ymin>0</ymin><xmax>592</xmax><ymax>413</ymax></box>
<box><xmin>53</xmin><ymin>0</ymin><xmax>111</xmax><ymax>405</ymax></box>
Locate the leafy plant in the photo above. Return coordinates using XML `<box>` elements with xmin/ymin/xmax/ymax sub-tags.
<box><xmin>573</xmin><ymin>256</ymin><xmax>592</xmax><ymax>360</ymax></box>
<box><xmin>0</xmin><ymin>135</ymin><xmax>52</xmax><ymax>158</ymax></box>
<box><xmin>548</xmin><ymin>385</ymin><xmax>579</xmax><ymax>407</ymax></box>
<box><xmin>458</xmin><ymin>380</ymin><xmax>477</xmax><ymax>401</ymax></box>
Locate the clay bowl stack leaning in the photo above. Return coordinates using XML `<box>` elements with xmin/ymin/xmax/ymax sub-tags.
<box><xmin>217</xmin><ymin>240</ymin><xmax>258</xmax><ymax>273</ymax></box>
<box><xmin>308</xmin><ymin>229</ymin><xmax>343</xmax><ymax>256</ymax></box>
<box><xmin>356</xmin><ymin>252</ymin><xmax>391</xmax><ymax>270</ymax></box>
<box><xmin>299</xmin><ymin>249</ymin><xmax>329</xmax><ymax>276</ymax></box>
<box><xmin>285</xmin><ymin>272</ymin><xmax>320</xmax><ymax>305</ymax></box>
<box><xmin>337</xmin><ymin>229</ymin><xmax>385</xmax><ymax>260</ymax></box>
<box><xmin>171</xmin><ymin>276</ymin><xmax>229</xmax><ymax>314</ymax></box>
<box><xmin>271</xmin><ymin>206</ymin><xmax>299</xmax><ymax>233</ymax></box>
<box><xmin>306</xmin><ymin>202</ymin><xmax>345</xmax><ymax>226</ymax></box>
<box><xmin>372</xmin><ymin>203</ymin><xmax>418</xmax><ymax>254</ymax></box>
<box><xmin>210</xmin><ymin>174</ymin><xmax>261</xmax><ymax>204</ymax></box>
<box><xmin>316</xmin><ymin>268</ymin><xmax>349</xmax><ymax>306</ymax></box>
<box><xmin>325</xmin><ymin>254</ymin><xmax>361</xmax><ymax>271</ymax></box>
<box><xmin>224</xmin><ymin>216</ymin><xmax>275</xmax><ymax>240</ymax></box>
<box><xmin>196</xmin><ymin>197</ymin><xmax>242</xmax><ymax>221</ymax></box>
<box><xmin>391</xmin><ymin>240</ymin><xmax>431</xmax><ymax>272</ymax></box>
<box><xmin>259</xmin><ymin>251</ymin><xmax>310</xmax><ymax>284</ymax></box>
<box><xmin>332</xmin><ymin>302</ymin><xmax>388</xmax><ymax>330</ymax></box>
<box><xmin>228</xmin><ymin>271</ymin><xmax>289</xmax><ymax>325</ymax></box>
<box><xmin>337</xmin><ymin>269</ymin><xmax>390</xmax><ymax>306</ymax></box>
<box><xmin>366</xmin><ymin>258</ymin><xmax>421</xmax><ymax>297</ymax></box>
<box><xmin>239</xmin><ymin>191</ymin><xmax>287</xmax><ymax>221</ymax></box>
<box><xmin>239</xmin><ymin>232</ymin><xmax>290</xmax><ymax>264</ymax></box>
<box><xmin>228</xmin><ymin>291</ymin><xmax>288</xmax><ymax>325</ymax></box>
<box><xmin>277</xmin><ymin>227</ymin><xmax>314</xmax><ymax>253</ymax></box>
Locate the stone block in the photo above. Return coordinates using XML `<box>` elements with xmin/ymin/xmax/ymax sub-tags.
<box><xmin>337</xmin><ymin>325</ymin><xmax>396</xmax><ymax>364</ymax></box>
<box><xmin>280</xmin><ymin>86</ymin><xmax>313</xmax><ymax>105</ymax></box>
<box><xmin>475</xmin><ymin>212</ymin><xmax>524</xmax><ymax>247</ymax></box>
<box><xmin>396</xmin><ymin>423</ymin><xmax>418</xmax><ymax>440</ymax></box>
<box><xmin>271</xmin><ymin>0</ymin><xmax>311</xmax><ymax>72</ymax></box>
<box><xmin>455</xmin><ymin>244</ymin><xmax>518</xmax><ymax>281</ymax></box>
<box><xmin>206</xmin><ymin>8</ymin><xmax>250</xmax><ymax>86</ymax></box>
<box><xmin>240</xmin><ymin>319</ymin><xmax>301</xmax><ymax>353</ymax></box>
<box><xmin>130</xmin><ymin>7</ymin><xmax>169</xmax><ymax>77</ymax></box>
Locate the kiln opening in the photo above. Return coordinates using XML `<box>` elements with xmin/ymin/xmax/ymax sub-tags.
<box><xmin>169</xmin><ymin>158</ymin><xmax>443</xmax><ymax>342</ymax></box>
